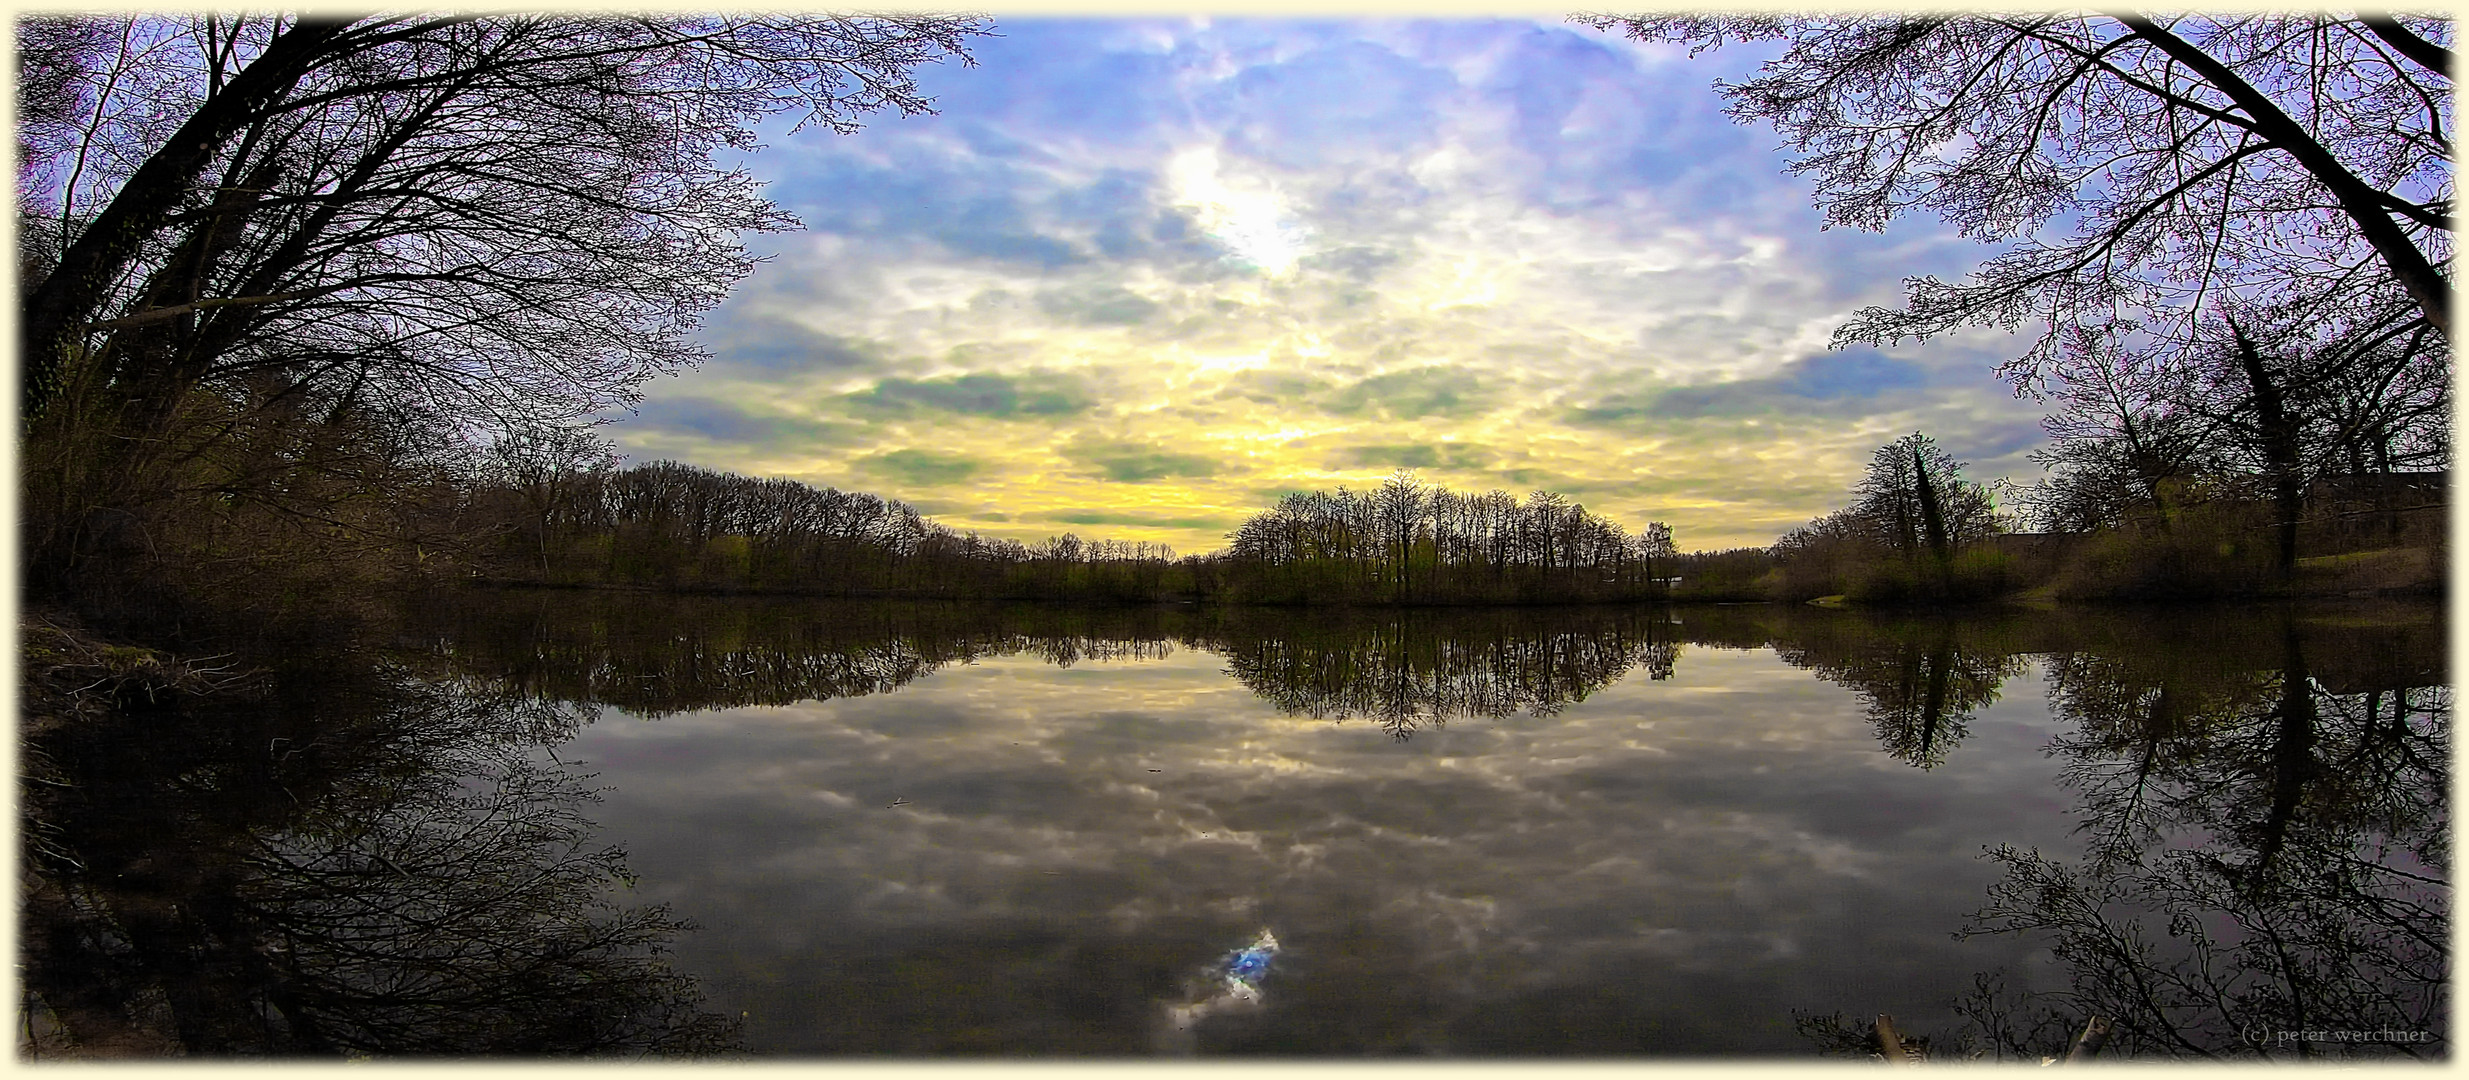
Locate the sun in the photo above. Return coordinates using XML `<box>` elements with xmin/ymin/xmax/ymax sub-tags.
<box><xmin>1167</xmin><ymin>145</ymin><xmax>1307</xmax><ymax>276</ymax></box>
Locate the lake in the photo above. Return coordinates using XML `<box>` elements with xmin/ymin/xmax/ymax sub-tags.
<box><xmin>21</xmin><ymin>593</ymin><xmax>2447</xmax><ymax>1059</ymax></box>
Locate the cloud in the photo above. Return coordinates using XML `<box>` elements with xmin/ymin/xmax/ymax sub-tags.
<box><xmin>701</xmin><ymin>313</ymin><xmax>889</xmax><ymax>374</ymax></box>
<box><xmin>1942</xmin><ymin>419</ymin><xmax>2051</xmax><ymax>467</ymax></box>
<box><xmin>1496</xmin><ymin>468</ymin><xmax>1644</xmax><ymax>502</ymax></box>
<box><xmin>895</xmin><ymin>20</ymin><xmax>1193</xmax><ymax>153</ymax></box>
<box><xmin>560</xmin><ymin>624</ymin><xmax>2088</xmax><ymax>1055</ymax></box>
<box><xmin>609</xmin><ymin>18</ymin><xmax>2057</xmax><ymax>553</ymax></box>
<box><xmin>1776</xmin><ymin>347</ymin><xmax>1930</xmax><ymax>399</ymax></box>
<box><xmin>1328</xmin><ymin>442</ymin><xmax>1494</xmax><ymax>470</ymax></box>
<box><xmin>1048</xmin><ymin>509</ymin><xmax>1235</xmax><ymax>531</ymax></box>
<box><xmin>783</xmin><ymin>156</ymin><xmax>1094</xmax><ymax>270</ymax></box>
<box><xmin>623</xmin><ymin>397</ymin><xmax>855</xmax><ymax>447</ymax></box>
<box><xmin>1248</xmin><ymin>484</ymin><xmax>1320</xmax><ymax>505</ymax></box>
<box><xmin>1067</xmin><ymin>439</ymin><xmax>1222</xmax><ymax>483</ymax></box>
<box><xmin>760</xmin><ymin>128</ymin><xmax>1236</xmax><ymax>280</ymax></box>
<box><xmin>1567</xmin><ymin>348</ymin><xmax>1933</xmax><ymax>426</ymax></box>
<box><xmin>845</xmin><ymin>372</ymin><xmax>1096</xmax><ymax>418</ymax></box>
<box><xmin>1199</xmin><ymin>38</ymin><xmax>1459</xmax><ymax>170</ymax></box>
<box><xmin>1299</xmin><ymin>244</ymin><xmax>1402</xmax><ymax>281</ymax></box>
<box><xmin>1038</xmin><ymin>283</ymin><xmax>1162</xmax><ymax>326</ymax></box>
<box><xmin>1211</xmin><ymin>370</ymin><xmax>1336</xmax><ymax>406</ymax></box>
<box><xmin>1326</xmin><ymin>366</ymin><xmax>1494</xmax><ymax>420</ymax></box>
<box><xmin>855</xmin><ymin>449</ymin><xmax>983</xmax><ymax>487</ymax></box>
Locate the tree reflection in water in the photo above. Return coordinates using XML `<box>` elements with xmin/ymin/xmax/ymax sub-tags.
<box><xmin>1946</xmin><ymin>615</ymin><xmax>2447</xmax><ymax>1061</ymax></box>
<box><xmin>411</xmin><ymin>589</ymin><xmax>1183</xmax><ymax>716</ymax></box>
<box><xmin>414</xmin><ymin>591</ymin><xmax>1676</xmax><ymax>740</ymax></box>
<box><xmin>20</xmin><ymin>634</ymin><xmax>737</xmax><ymax>1057</ymax></box>
<box><xmin>393</xmin><ymin>590</ymin><xmax>2442</xmax><ymax>1060</ymax></box>
<box><xmin>1210</xmin><ymin>607</ymin><xmax>1682</xmax><ymax>740</ymax></box>
<box><xmin>1769</xmin><ymin>615</ymin><xmax>2024</xmax><ymax>769</ymax></box>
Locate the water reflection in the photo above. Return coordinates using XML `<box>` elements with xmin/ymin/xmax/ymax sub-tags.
<box><xmin>1948</xmin><ymin>614</ymin><xmax>2447</xmax><ymax>1061</ymax></box>
<box><xmin>1209</xmin><ymin>607</ymin><xmax>1681</xmax><ymax>740</ymax></box>
<box><xmin>1158</xmin><ymin>928</ymin><xmax>1282</xmax><ymax>1055</ymax></box>
<box><xmin>415</xmin><ymin>593</ymin><xmax>1682</xmax><ymax>741</ymax></box>
<box><xmin>1697</xmin><ymin>604</ymin><xmax>2448</xmax><ymax>1060</ymax></box>
<box><xmin>409</xmin><ymin>590</ymin><xmax>1182</xmax><ymax>716</ymax></box>
<box><xmin>19</xmin><ymin>638</ymin><xmax>736</xmax><ymax>1057</ymax></box>
<box><xmin>1768</xmin><ymin>615</ymin><xmax>2025</xmax><ymax>769</ymax></box>
<box><xmin>50</xmin><ymin>590</ymin><xmax>2436</xmax><ymax>1058</ymax></box>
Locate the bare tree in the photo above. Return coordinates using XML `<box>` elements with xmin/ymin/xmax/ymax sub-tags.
<box><xmin>2015</xmin><ymin>325</ymin><xmax>2226</xmax><ymax>533</ymax></box>
<box><xmin>1373</xmin><ymin>470</ymin><xmax>1429</xmax><ymax>596</ymax></box>
<box><xmin>1574</xmin><ymin>13</ymin><xmax>2452</xmax><ymax>382</ymax></box>
<box><xmin>486</xmin><ymin>423</ymin><xmax>620</xmax><ymax>579</ymax></box>
<box><xmin>2016</xmin><ymin>286</ymin><xmax>2448</xmax><ymax>553</ymax></box>
<box><xmin>1850</xmin><ymin>432</ymin><xmax>2002</xmax><ymax>562</ymax></box>
<box><xmin>18</xmin><ymin>13</ymin><xmax>990</xmax><ymax>434</ymax></box>
<box><xmin>1637</xmin><ymin>521</ymin><xmax>1676</xmax><ymax>585</ymax></box>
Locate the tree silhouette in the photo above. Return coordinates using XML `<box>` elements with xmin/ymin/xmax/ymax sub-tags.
<box><xmin>1219</xmin><ymin>478</ymin><xmax>1661</xmax><ymax>604</ymax></box>
<box><xmin>20</xmin><ymin>622</ymin><xmax>737</xmax><ymax>1056</ymax></box>
<box><xmin>16</xmin><ymin>15</ymin><xmax>989</xmax><ymax>612</ymax></box>
<box><xmin>1212</xmin><ymin>608</ymin><xmax>1680</xmax><ymax>741</ymax></box>
<box><xmin>2016</xmin><ymin>298</ymin><xmax>2449</xmax><ymax>563</ymax></box>
<box><xmin>1952</xmin><ymin>618</ymin><xmax>2446</xmax><ymax>1060</ymax></box>
<box><xmin>20</xmin><ymin>14</ymin><xmax>988</xmax><ymax>430</ymax></box>
<box><xmin>1771</xmin><ymin>433</ymin><xmax>2006</xmax><ymax>603</ymax></box>
<box><xmin>1850</xmin><ymin>433</ymin><xmax>2002</xmax><ymax>566</ymax></box>
<box><xmin>1577</xmin><ymin>13</ymin><xmax>2451</xmax><ymax>358</ymax></box>
<box><xmin>1769</xmin><ymin>614</ymin><xmax>2021</xmax><ymax>769</ymax></box>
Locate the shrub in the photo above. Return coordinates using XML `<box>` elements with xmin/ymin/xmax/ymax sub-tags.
<box><xmin>2047</xmin><ymin>507</ymin><xmax>2282</xmax><ymax>600</ymax></box>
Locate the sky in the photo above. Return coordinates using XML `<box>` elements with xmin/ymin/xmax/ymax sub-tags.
<box><xmin>603</xmin><ymin>17</ymin><xmax>2059</xmax><ymax>554</ymax></box>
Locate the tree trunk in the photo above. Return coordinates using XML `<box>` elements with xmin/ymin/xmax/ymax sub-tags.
<box><xmin>1913</xmin><ymin>447</ymin><xmax>1952</xmax><ymax>566</ymax></box>
<box><xmin>1915</xmin><ymin>640</ymin><xmax>1952</xmax><ymax>763</ymax></box>
<box><xmin>21</xmin><ymin>18</ymin><xmax>355</xmax><ymax>428</ymax></box>
<box><xmin>2247</xmin><ymin>622</ymin><xmax>2320</xmax><ymax>883</ymax></box>
<box><xmin>2231</xmin><ymin>327</ymin><xmax>2305</xmax><ymax>582</ymax></box>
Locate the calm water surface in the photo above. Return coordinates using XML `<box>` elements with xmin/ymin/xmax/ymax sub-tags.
<box><xmin>24</xmin><ymin>594</ymin><xmax>2446</xmax><ymax>1058</ymax></box>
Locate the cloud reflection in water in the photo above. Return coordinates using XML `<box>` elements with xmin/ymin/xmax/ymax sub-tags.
<box><xmin>556</xmin><ymin>621</ymin><xmax>2073</xmax><ymax>1053</ymax></box>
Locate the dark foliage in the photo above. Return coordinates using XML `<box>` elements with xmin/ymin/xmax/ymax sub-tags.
<box><xmin>1214</xmin><ymin>472</ymin><xmax>1676</xmax><ymax>605</ymax></box>
<box><xmin>19</xmin><ymin>615</ymin><xmax>739</xmax><ymax>1057</ymax></box>
<box><xmin>17</xmin><ymin>12</ymin><xmax>987</xmax><ymax>622</ymax></box>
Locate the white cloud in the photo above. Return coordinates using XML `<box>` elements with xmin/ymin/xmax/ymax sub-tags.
<box><xmin>611</xmin><ymin>19</ymin><xmax>2051</xmax><ymax>551</ymax></box>
<box><xmin>1166</xmin><ymin>145</ymin><xmax>1311</xmax><ymax>276</ymax></box>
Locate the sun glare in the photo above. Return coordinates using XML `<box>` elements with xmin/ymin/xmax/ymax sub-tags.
<box><xmin>1167</xmin><ymin>146</ymin><xmax>1307</xmax><ymax>276</ymax></box>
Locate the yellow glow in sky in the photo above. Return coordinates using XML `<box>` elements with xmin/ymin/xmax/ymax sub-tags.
<box><xmin>610</xmin><ymin>18</ymin><xmax>2054</xmax><ymax>556</ymax></box>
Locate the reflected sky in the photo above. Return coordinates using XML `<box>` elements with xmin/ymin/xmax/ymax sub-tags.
<box><xmin>31</xmin><ymin>593</ymin><xmax>2423</xmax><ymax>1057</ymax></box>
<box><xmin>565</xmin><ymin>642</ymin><xmax>2087</xmax><ymax>1054</ymax></box>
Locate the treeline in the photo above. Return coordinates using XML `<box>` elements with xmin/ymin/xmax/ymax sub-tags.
<box><xmin>475</xmin><ymin>433</ymin><xmax>1183</xmax><ymax>601</ymax></box>
<box><xmin>1765</xmin><ymin>433</ymin><xmax>2018</xmax><ymax>604</ymax></box>
<box><xmin>463</xmin><ymin>429</ymin><xmax>1689</xmax><ymax>605</ymax></box>
<box><xmin>454</xmin><ymin>423</ymin><xmax>2444</xmax><ymax>610</ymax></box>
<box><xmin>415</xmin><ymin>589</ymin><xmax>2447</xmax><ymax>736</ymax></box>
<box><xmin>1214</xmin><ymin>474</ymin><xmax>1677</xmax><ymax>604</ymax></box>
<box><xmin>1691</xmin><ymin>423</ymin><xmax>2446</xmax><ymax>607</ymax></box>
<box><xmin>1208</xmin><ymin>604</ymin><xmax>1682</xmax><ymax>739</ymax></box>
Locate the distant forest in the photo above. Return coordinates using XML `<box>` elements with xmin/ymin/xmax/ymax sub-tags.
<box><xmin>436</xmin><ymin>418</ymin><xmax>2442</xmax><ymax>608</ymax></box>
<box><xmin>451</xmin><ymin>435</ymin><xmax>1679</xmax><ymax>605</ymax></box>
